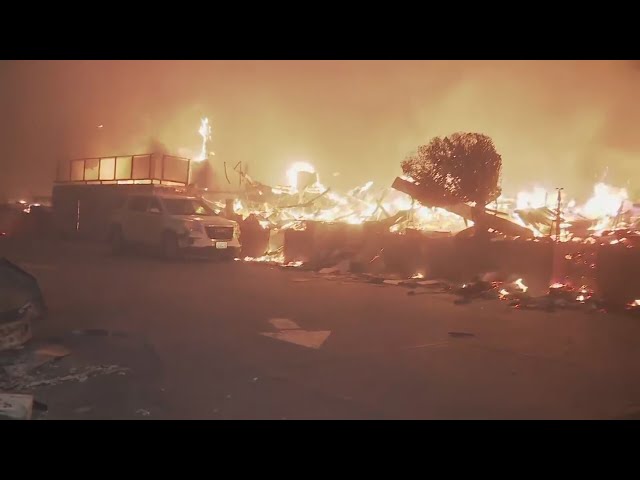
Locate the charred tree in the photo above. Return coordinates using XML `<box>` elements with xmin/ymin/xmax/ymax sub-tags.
<box><xmin>401</xmin><ymin>132</ymin><xmax>502</xmax><ymax>208</ymax></box>
<box><xmin>397</xmin><ymin>133</ymin><xmax>532</xmax><ymax>238</ymax></box>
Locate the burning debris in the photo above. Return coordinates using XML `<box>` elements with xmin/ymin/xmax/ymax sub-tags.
<box><xmin>187</xmin><ymin>122</ymin><xmax>635</xmax><ymax>258</ymax></box>
<box><xmin>217</xmin><ymin>144</ymin><xmax>638</xmax><ymax>312</ymax></box>
<box><xmin>449</xmin><ymin>275</ymin><xmax>604</xmax><ymax>313</ymax></box>
<box><xmin>12</xmin><ymin>109</ymin><xmax>639</xmax><ymax>258</ymax></box>
<box><xmin>627</xmin><ymin>299</ymin><xmax>640</xmax><ymax>314</ymax></box>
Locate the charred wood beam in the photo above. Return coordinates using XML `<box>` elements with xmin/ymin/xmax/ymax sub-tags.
<box><xmin>391</xmin><ymin>177</ymin><xmax>534</xmax><ymax>238</ymax></box>
<box><xmin>391</xmin><ymin>177</ymin><xmax>473</xmax><ymax>219</ymax></box>
<box><xmin>223</xmin><ymin>162</ymin><xmax>231</xmax><ymax>184</ymax></box>
<box><xmin>280</xmin><ymin>189</ymin><xmax>331</xmax><ymax>209</ymax></box>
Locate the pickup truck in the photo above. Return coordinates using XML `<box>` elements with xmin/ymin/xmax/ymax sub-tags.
<box><xmin>109</xmin><ymin>192</ymin><xmax>241</xmax><ymax>259</ymax></box>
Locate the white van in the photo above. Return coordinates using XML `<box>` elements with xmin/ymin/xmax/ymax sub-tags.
<box><xmin>109</xmin><ymin>192</ymin><xmax>241</xmax><ymax>259</ymax></box>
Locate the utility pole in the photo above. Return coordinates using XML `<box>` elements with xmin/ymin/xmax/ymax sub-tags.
<box><xmin>555</xmin><ymin>187</ymin><xmax>564</xmax><ymax>242</ymax></box>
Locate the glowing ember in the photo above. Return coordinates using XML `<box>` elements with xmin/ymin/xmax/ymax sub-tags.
<box><xmin>244</xmin><ymin>253</ymin><xmax>284</xmax><ymax>263</ymax></box>
<box><xmin>242</xmin><ymin>253</ymin><xmax>303</xmax><ymax>268</ymax></box>
<box><xmin>629</xmin><ymin>299</ymin><xmax>640</xmax><ymax>307</ymax></box>
<box><xmin>196</xmin><ymin>117</ymin><xmax>212</xmax><ymax>162</ymax></box>
<box><xmin>499</xmin><ymin>288</ymin><xmax>510</xmax><ymax>299</ymax></box>
<box><xmin>549</xmin><ymin>282</ymin><xmax>566</xmax><ymax>289</ymax></box>
<box><xmin>411</xmin><ymin>273</ymin><xmax>425</xmax><ymax>279</ymax></box>
<box><xmin>514</xmin><ymin>278</ymin><xmax>528</xmax><ymax>293</ymax></box>
<box><xmin>576</xmin><ymin>294</ymin><xmax>585</xmax><ymax>302</ymax></box>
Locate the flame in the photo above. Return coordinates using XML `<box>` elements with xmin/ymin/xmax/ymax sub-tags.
<box><xmin>514</xmin><ymin>278</ymin><xmax>528</xmax><ymax>293</ymax></box>
<box><xmin>516</xmin><ymin>187</ymin><xmax>551</xmax><ymax>210</ymax></box>
<box><xmin>196</xmin><ymin>117</ymin><xmax>212</xmax><ymax>162</ymax></box>
<box><xmin>509</xmin><ymin>182</ymin><xmax>636</xmax><ymax>239</ymax></box>
<box><xmin>244</xmin><ymin>253</ymin><xmax>284</xmax><ymax>263</ymax></box>
<box><xmin>499</xmin><ymin>288</ymin><xmax>510</xmax><ymax>299</ymax></box>
<box><xmin>286</xmin><ymin>162</ymin><xmax>317</xmax><ymax>192</ymax></box>
<box><xmin>242</xmin><ymin>252</ymin><xmax>303</xmax><ymax>268</ymax></box>
<box><xmin>550</xmin><ymin>282</ymin><xmax>566</xmax><ymax>289</ymax></box>
<box><xmin>231</xmin><ymin>161</ymin><xmax>468</xmax><ymax>232</ymax></box>
<box><xmin>228</xmin><ymin>160</ymin><xmax>633</xmax><ymax>249</ymax></box>
<box><xmin>411</xmin><ymin>273</ymin><xmax>425</xmax><ymax>279</ymax></box>
<box><xmin>580</xmin><ymin>183</ymin><xmax>628</xmax><ymax>219</ymax></box>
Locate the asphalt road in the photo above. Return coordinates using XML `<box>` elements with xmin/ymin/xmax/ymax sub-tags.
<box><xmin>2</xmin><ymin>237</ymin><xmax>640</xmax><ymax>420</ymax></box>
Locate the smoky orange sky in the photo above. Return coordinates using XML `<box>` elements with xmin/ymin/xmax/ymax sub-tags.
<box><xmin>1</xmin><ymin>60</ymin><xmax>639</xmax><ymax>201</ymax></box>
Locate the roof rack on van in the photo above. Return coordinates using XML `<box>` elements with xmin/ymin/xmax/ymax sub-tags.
<box><xmin>55</xmin><ymin>153</ymin><xmax>192</xmax><ymax>187</ymax></box>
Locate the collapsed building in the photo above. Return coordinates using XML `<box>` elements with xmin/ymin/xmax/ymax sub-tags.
<box><xmin>201</xmin><ymin>161</ymin><xmax>640</xmax><ymax>308</ymax></box>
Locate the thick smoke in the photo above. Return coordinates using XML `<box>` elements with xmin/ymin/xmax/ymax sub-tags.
<box><xmin>147</xmin><ymin>137</ymin><xmax>169</xmax><ymax>157</ymax></box>
<box><xmin>392</xmin><ymin>61</ymin><xmax>640</xmax><ymax>200</ymax></box>
<box><xmin>1</xmin><ymin>60</ymin><xmax>639</xmax><ymax>200</ymax></box>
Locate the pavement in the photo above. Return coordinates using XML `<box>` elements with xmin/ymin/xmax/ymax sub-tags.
<box><xmin>2</xmin><ymin>237</ymin><xmax>640</xmax><ymax>420</ymax></box>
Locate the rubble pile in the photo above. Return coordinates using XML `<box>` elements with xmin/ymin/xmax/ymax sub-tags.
<box><xmin>215</xmin><ymin>161</ymin><xmax>639</xmax><ymax>310</ymax></box>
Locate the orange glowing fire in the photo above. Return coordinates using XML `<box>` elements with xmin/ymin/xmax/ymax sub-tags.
<box><xmin>514</xmin><ymin>278</ymin><xmax>528</xmax><ymax>293</ymax></box>
<box><xmin>286</xmin><ymin>162</ymin><xmax>319</xmax><ymax>192</ymax></box>
<box><xmin>230</xmin><ymin>161</ymin><xmax>468</xmax><ymax>232</ymax></box>
<box><xmin>240</xmin><ymin>163</ymin><xmax>634</xmax><ymax>241</ymax></box>
<box><xmin>580</xmin><ymin>183</ymin><xmax>628</xmax><ymax>220</ymax></box>
<box><xmin>216</xmin><ymin>158</ymin><xmax>636</xmax><ymax>269</ymax></box>
<box><xmin>510</xmin><ymin>181</ymin><xmax>635</xmax><ymax>238</ymax></box>
<box><xmin>242</xmin><ymin>252</ymin><xmax>304</xmax><ymax>267</ymax></box>
<box><xmin>196</xmin><ymin>117</ymin><xmax>212</xmax><ymax>162</ymax></box>
<box><xmin>516</xmin><ymin>187</ymin><xmax>551</xmax><ymax>210</ymax></box>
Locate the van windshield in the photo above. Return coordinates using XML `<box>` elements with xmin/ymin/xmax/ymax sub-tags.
<box><xmin>162</xmin><ymin>198</ymin><xmax>215</xmax><ymax>216</ymax></box>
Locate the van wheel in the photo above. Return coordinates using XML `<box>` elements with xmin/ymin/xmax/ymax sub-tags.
<box><xmin>109</xmin><ymin>225</ymin><xmax>126</xmax><ymax>254</ymax></box>
<box><xmin>161</xmin><ymin>231</ymin><xmax>180</xmax><ymax>260</ymax></box>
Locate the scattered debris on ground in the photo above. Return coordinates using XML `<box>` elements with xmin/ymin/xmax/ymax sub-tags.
<box><xmin>0</xmin><ymin>393</ymin><xmax>33</xmax><ymax>420</ymax></box>
<box><xmin>448</xmin><ymin>332</ymin><xmax>476</xmax><ymax>338</ymax></box>
<box><xmin>1</xmin><ymin>363</ymin><xmax>130</xmax><ymax>391</ymax></box>
<box><xmin>74</xmin><ymin>406</ymin><xmax>94</xmax><ymax>414</ymax></box>
<box><xmin>1</xmin><ymin>343</ymin><xmax>70</xmax><ymax>378</ymax></box>
<box><xmin>1</xmin><ymin>259</ymin><xmax>46</xmax><ymax>351</ymax></box>
<box><xmin>71</xmin><ymin>329</ymin><xmax>128</xmax><ymax>338</ymax></box>
<box><xmin>33</xmin><ymin>399</ymin><xmax>48</xmax><ymax>413</ymax></box>
<box><xmin>286</xmin><ymin>256</ymin><xmax>638</xmax><ymax>317</ymax></box>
